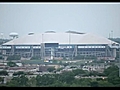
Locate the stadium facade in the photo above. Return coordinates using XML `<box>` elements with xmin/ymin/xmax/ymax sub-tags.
<box><xmin>0</xmin><ymin>31</ymin><xmax>119</xmax><ymax>60</ymax></box>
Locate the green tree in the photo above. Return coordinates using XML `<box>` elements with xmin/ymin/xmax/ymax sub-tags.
<box><xmin>13</xmin><ymin>71</ymin><xmax>25</xmax><ymax>76</ymax></box>
<box><xmin>6</xmin><ymin>78</ymin><xmax>20</xmax><ymax>87</ymax></box>
<box><xmin>0</xmin><ymin>70</ymin><xmax>8</xmax><ymax>76</ymax></box>
<box><xmin>7</xmin><ymin>61</ymin><xmax>18</xmax><ymax>67</ymax></box>
<box><xmin>36</xmin><ymin>74</ymin><xmax>56</xmax><ymax>86</ymax></box>
<box><xmin>90</xmin><ymin>81</ymin><xmax>99</xmax><ymax>87</ymax></box>
<box><xmin>0</xmin><ymin>77</ymin><xmax>4</xmax><ymax>84</ymax></box>
<box><xmin>103</xmin><ymin>65</ymin><xmax>119</xmax><ymax>76</ymax></box>
<box><xmin>19</xmin><ymin>75</ymin><xmax>29</xmax><ymax>87</ymax></box>
<box><xmin>98</xmin><ymin>80</ymin><xmax>114</xmax><ymax>87</ymax></box>
<box><xmin>103</xmin><ymin>64</ymin><xmax>120</xmax><ymax>86</ymax></box>
<box><xmin>72</xmin><ymin>69</ymin><xmax>87</xmax><ymax>76</ymax></box>
<box><xmin>58</xmin><ymin>71</ymin><xmax>75</xmax><ymax>84</ymax></box>
<box><xmin>47</xmin><ymin>67</ymin><xmax>55</xmax><ymax>72</ymax></box>
<box><xmin>8</xmin><ymin>75</ymin><xmax>29</xmax><ymax>87</ymax></box>
<box><xmin>107</xmin><ymin>70</ymin><xmax>120</xmax><ymax>86</ymax></box>
<box><xmin>6</xmin><ymin>76</ymin><xmax>21</xmax><ymax>87</ymax></box>
<box><xmin>76</xmin><ymin>78</ymin><xmax>91</xmax><ymax>87</ymax></box>
<box><xmin>27</xmin><ymin>77</ymin><xmax>37</xmax><ymax>87</ymax></box>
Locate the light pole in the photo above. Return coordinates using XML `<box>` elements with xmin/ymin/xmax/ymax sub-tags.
<box><xmin>111</xmin><ymin>30</ymin><xmax>113</xmax><ymax>39</ymax></box>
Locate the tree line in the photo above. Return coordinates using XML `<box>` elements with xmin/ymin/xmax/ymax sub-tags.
<box><xmin>0</xmin><ymin>64</ymin><xmax>120</xmax><ymax>87</ymax></box>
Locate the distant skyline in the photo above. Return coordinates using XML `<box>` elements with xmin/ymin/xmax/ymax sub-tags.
<box><xmin>0</xmin><ymin>2</ymin><xmax>120</xmax><ymax>39</ymax></box>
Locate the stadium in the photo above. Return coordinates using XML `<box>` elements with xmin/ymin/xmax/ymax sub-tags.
<box><xmin>0</xmin><ymin>31</ymin><xmax>119</xmax><ymax>60</ymax></box>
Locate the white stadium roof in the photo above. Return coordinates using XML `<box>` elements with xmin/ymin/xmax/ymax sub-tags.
<box><xmin>3</xmin><ymin>32</ymin><xmax>118</xmax><ymax>45</ymax></box>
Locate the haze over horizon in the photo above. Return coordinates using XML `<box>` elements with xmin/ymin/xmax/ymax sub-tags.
<box><xmin>0</xmin><ymin>2</ymin><xmax>120</xmax><ymax>39</ymax></box>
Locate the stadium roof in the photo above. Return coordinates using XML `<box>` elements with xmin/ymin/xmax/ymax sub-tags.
<box><xmin>2</xmin><ymin>32</ymin><xmax>119</xmax><ymax>45</ymax></box>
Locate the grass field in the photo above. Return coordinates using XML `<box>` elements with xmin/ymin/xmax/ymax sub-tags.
<box><xmin>21</xmin><ymin>59</ymin><xmax>89</xmax><ymax>65</ymax></box>
<box><xmin>21</xmin><ymin>59</ymin><xmax>44</xmax><ymax>64</ymax></box>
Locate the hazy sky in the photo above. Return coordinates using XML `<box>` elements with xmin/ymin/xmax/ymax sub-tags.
<box><xmin>0</xmin><ymin>2</ymin><xmax>120</xmax><ymax>39</ymax></box>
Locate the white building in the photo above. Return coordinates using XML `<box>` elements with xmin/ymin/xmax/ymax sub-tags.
<box><xmin>0</xmin><ymin>31</ymin><xmax>119</xmax><ymax>60</ymax></box>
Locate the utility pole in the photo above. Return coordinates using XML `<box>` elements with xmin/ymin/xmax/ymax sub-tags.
<box><xmin>118</xmin><ymin>45</ymin><xmax>120</xmax><ymax>77</ymax></box>
<box><xmin>69</xmin><ymin>31</ymin><xmax>70</xmax><ymax>60</ymax></box>
<box><xmin>0</xmin><ymin>33</ymin><xmax>4</xmax><ymax>64</ymax></box>
<box><xmin>68</xmin><ymin>30</ymin><xmax>71</xmax><ymax>61</ymax></box>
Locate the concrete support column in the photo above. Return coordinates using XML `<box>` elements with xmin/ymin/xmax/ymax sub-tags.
<box><xmin>51</xmin><ymin>47</ymin><xmax>54</xmax><ymax>60</ymax></box>
<box><xmin>105</xmin><ymin>45</ymin><xmax>108</xmax><ymax>57</ymax></box>
<box><xmin>112</xmin><ymin>48</ymin><xmax>116</xmax><ymax>58</ymax></box>
<box><xmin>31</xmin><ymin>46</ymin><xmax>34</xmax><ymax>57</ymax></box>
<box><xmin>11</xmin><ymin>45</ymin><xmax>14</xmax><ymax>55</ymax></box>
<box><xmin>75</xmin><ymin>45</ymin><xmax>78</xmax><ymax>56</ymax></box>
<box><xmin>112</xmin><ymin>43</ymin><xmax>117</xmax><ymax>58</ymax></box>
<box><xmin>41</xmin><ymin>43</ymin><xmax>45</xmax><ymax>60</ymax></box>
